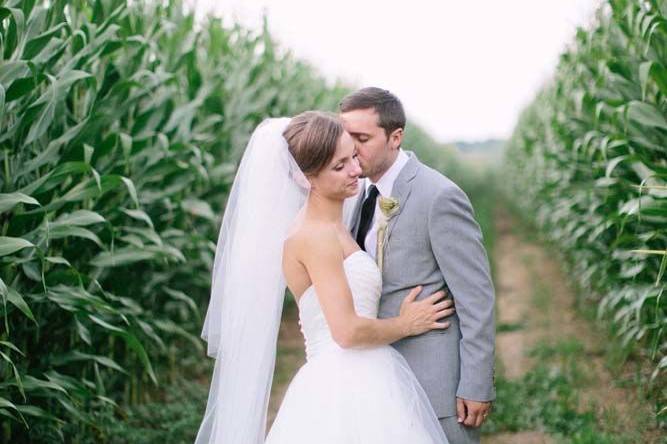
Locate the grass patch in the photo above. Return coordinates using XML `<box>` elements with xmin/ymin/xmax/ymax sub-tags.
<box><xmin>484</xmin><ymin>338</ymin><xmax>637</xmax><ymax>443</ymax></box>
<box><xmin>531</xmin><ymin>279</ymin><xmax>552</xmax><ymax>313</ymax></box>
<box><xmin>497</xmin><ymin>321</ymin><xmax>526</xmax><ymax>333</ymax></box>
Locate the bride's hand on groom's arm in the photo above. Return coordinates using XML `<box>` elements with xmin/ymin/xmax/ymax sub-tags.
<box><xmin>398</xmin><ymin>286</ymin><xmax>455</xmax><ymax>336</ymax></box>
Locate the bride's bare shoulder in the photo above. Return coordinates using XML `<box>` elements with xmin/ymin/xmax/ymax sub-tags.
<box><xmin>284</xmin><ymin>221</ymin><xmax>342</xmax><ymax>263</ymax></box>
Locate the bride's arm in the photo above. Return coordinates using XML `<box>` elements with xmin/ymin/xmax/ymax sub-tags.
<box><xmin>300</xmin><ymin>226</ymin><xmax>453</xmax><ymax>349</ymax></box>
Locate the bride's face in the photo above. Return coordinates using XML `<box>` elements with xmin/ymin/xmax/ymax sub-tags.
<box><xmin>309</xmin><ymin>131</ymin><xmax>362</xmax><ymax>200</ymax></box>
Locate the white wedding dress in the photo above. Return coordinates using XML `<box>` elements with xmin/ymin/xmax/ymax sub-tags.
<box><xmin>265</xmin><ymin>250</ymin><xmax>449</xmax><ymax>443</ymax></box>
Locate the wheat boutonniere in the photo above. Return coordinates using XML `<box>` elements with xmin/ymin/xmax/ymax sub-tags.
<box><xmin>376</xmin><ymin>196</ymin><xmax>400</xmax><ymax>272</ymax></box>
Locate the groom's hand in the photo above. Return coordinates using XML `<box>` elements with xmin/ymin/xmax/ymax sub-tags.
<box><xmin>457</xmin><ymin>397</ymin><xmax>492</xmax><ymax>427</ymax></box>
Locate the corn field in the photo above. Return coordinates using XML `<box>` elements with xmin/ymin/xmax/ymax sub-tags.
<box><xmin>503</xmin><ymin>0</ymin><xmax>666</xmax><ymax>417</ymax></box>
<box><xmin>8</xmin><ymin>0</ymin><xmax>664</xmax><ymax>440</ymax></box>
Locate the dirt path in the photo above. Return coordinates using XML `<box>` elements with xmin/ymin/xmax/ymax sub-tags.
<box><xmin>483</xmin><ymin>206</ymin><xmax>661</xmax><ymax>443</ymax></box>
<box><xmin>480</xmin><ymin>208</ymin><xmax>554</xmax><ymax>444</ymax></box>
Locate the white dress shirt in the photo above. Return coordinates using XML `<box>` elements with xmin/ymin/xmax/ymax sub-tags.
<box><xmin>363</xmin><ymin>149</ymin><xmax>409</xmax><ymax>259</ymax></box>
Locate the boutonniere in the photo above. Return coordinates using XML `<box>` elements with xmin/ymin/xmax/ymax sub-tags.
<box><xmin>376</xmin><ymin>196</ymin><xmax>400</xmax><ymax>272</ymax></box>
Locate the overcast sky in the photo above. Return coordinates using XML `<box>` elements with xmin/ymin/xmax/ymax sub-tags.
<box><xmin>186</xmin><ymin>0</ymin><xmax>601</xmax><ymax>143</ymax></box>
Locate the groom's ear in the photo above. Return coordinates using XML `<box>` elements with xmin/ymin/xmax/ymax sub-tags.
<box><xmin>389</xmin><ymin>127</ymin><xmax>403</xmax><ymax>150</ymax></box>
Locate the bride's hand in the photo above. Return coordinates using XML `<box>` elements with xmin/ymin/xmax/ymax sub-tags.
<box><xmin>398</xmin><ymin>286</ymin><xmax>454</xmax><ymax>337</ymax></box>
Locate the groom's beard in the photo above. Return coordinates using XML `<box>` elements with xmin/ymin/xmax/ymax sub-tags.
<box><xmin>362</xmin><ymin>158</ymin><xmax>393</xmax><ymax>182</ymax></box>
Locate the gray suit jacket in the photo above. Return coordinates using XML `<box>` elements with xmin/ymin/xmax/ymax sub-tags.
<box><xmin>351</xmin><ymin>151</ymin><xmax>496</xmax><ymax>418</ymax></box>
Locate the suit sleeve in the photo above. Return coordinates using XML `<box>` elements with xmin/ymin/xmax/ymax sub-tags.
<box><xmin>428</xmin><ymin>184</ymin><xmax>496</xmax><ymax>402</ymax></box>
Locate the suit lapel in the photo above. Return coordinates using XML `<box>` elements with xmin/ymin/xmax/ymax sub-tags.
<box><xmin>384</xmin><ymin>151</ymin><xmax>419</xmax><ymax>246</ymax></box>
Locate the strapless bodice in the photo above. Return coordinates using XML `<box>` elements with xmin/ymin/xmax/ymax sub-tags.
<box><xmin>297</xmin><ymin>250</ymin><xmax>382</xmax><ymax>359</ymax></box>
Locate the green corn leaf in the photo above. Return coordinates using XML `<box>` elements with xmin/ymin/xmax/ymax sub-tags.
<box><xmin>0</xmin><ymin>192</ymin><xmax>41</xmax><ymax>213</ymax></box>
<box><xmin>51</xmin><ymin>351</ymin><xmax>127</xmax><ymax>374</ymax></box>
<box><xmin>120</xmin><ymin>208</ymin><xmax>154</xmax><ymax>228</ymax></box>
<box><xmin>45</xmin><ymin>256</ymin><xmax>71</xmax><ymax>266</ymax></box>
<box><xmin>627</xmin><ymin>100</ymin><xmax>667</xmax><ymax>130</ymax></box>
<box><xmin>90</xmin><ymin>248</ymin><xmax>155</xmax><ymax>267</ymax></box>
<box><xmin>53</xmin><ymin>210</ymin><xmax>106</xmax><ymax>227</ymax></box>
<box><xmin>47</xmin><ymin>225</ymin><xmax>104</xmax><ymax>248</ymax></box>
<box><xmin>0</xmin><ymin>236</ymin><xmax>34</xmax><ymax>256</ymax></box>
<box><xmin>0</xmin><ymin>396</ymin><xmax>27</xmax><ymax>427</ymax></box>
<box><xmin>6</xmin><ymin>286</ymin><xmax>36</xmax><ymax>323</ymax></box>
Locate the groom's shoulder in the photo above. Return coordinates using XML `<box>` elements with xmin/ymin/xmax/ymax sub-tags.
<box><xmin>413</xmin><ymin>158</ymin><xmax>466</xmax><ymax>200</ymax></box>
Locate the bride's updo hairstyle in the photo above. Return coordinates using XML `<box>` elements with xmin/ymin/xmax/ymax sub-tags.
<box><xmin>283</xmin><ymin>111</ymin><xmax>344</xmax><ymax>176</ymax></box>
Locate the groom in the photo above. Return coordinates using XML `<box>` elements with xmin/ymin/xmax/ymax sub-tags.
<box><xmin>341</xmin><ymin>87</ymin><xmax>496</xmax><ymax>444</ymax></box>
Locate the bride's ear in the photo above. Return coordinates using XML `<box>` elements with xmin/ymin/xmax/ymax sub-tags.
<box><xmin>306</xmin><ymin>174</ymin><xmax>316</xmax><ymax>191</ymax></box>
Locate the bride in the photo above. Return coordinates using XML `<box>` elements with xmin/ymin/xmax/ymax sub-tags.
<box><xmin>195</xmin><ymin>112</ymin><xmax>453</xmax><ymax>443</ymax></box>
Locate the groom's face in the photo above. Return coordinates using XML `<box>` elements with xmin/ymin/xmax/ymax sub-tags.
<box><xmin>339</xmin><ymin>108</ymin><xmax>401</xmax><ymax>181</ymax></box>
